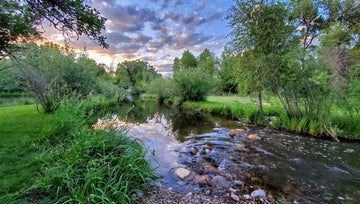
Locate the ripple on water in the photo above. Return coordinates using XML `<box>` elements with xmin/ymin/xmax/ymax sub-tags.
<box><xmin>94</xmin><ymin>106</ymin><xmax>360</xmax><ymax>203</ymax></box>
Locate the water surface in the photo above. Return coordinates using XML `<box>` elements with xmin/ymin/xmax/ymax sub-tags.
<box><xmin>95</xmin><ymin>99</ymin><xmax>360</xmax><ymax>203</ymax></box>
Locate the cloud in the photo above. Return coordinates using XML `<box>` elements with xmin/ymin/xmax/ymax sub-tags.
<box><xmin>41</xmin><ymin>0</ymin><xmax>230</xmax><ymax>69</ymax></box>
<box><xmin>93</xmin><ymin>2</ymin><xmax>162</xmax><ymax>33</ymax></box>
<box><xmin>136</xmin><ymin>55</ymin><xmax>159</xmax><ymax>61</ymax></box>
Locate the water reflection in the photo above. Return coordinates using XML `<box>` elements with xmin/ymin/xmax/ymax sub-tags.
<box><xmin>95</xmin><ymin>99</ymin><xmax>360</xmax><ymax>203</ymax></box>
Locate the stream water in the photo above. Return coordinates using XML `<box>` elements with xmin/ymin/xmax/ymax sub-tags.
<box><xmin>95</xmin><ymin>99</ymin><xmax>360</xmax><ymax>203</ymax></box>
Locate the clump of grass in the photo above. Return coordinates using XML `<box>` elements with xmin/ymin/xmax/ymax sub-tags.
<box><xmin>1</xmin><ymin>99</ymin><xmax>155</xmax><ymax>203</ymax></box>
<box><xmin>26</xmin><ymin>99</ymin><xmax>156</xmax><ymax>203</ymax></box>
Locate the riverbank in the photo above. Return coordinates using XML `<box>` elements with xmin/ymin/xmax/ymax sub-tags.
<box><xmin>0</xmin><ymin>98</ymin><xmax>155</xmax><ymax>203</ymax></box>
<box><xmin>0</xmin><ymin>104</ymin><xmax>51</xmax><ymax>202</ymax></box>
<box><xmin>183</xmin><ymin>96</ymin><xmax>360</xmax><ymax>140</ymax></box>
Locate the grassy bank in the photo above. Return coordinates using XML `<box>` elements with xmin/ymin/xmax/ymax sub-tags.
<box><xmin>0</xmin><ymin>105</ymin><xmax>51</xmax><ymax>201</ymax></box>
<box><xmin>183</xmin><ymin>96</ymin><xmax>360</xmax><ymax>140</ymax></box>
<box><xmin>0</xmin><ymin>99</ymin><xmax>155</xmax><ymax>203</ymax></box>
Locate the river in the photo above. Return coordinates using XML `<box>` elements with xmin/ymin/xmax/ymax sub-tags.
<box><xmin>94</xmin><ymin>99</ymin><xmax>360</xmax><ymax>203</ymax></box>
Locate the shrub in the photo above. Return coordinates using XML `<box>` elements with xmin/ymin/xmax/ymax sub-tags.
<box><xmin>173</xmin><ymin>70</ymin><xmax>214</xmax><ymax>103</ymax></box>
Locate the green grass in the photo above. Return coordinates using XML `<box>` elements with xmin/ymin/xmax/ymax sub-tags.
<box><xmin>0</xmin><ymin>99</ymin><xmax>156</xmax><ymax>203</ymax></box>
<box><xmin>0</xmin><ymin>105</ymin><xmax>51</xmax><ymax>201</ymax></box>
<box><xmin>183</xmin><ymin>95</ymin><xmax>360</xmax><ymax>139</ymax></box>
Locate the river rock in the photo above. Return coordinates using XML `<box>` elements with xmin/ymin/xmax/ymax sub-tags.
<box><xmin>211</xmin><ymin>176</ymin><xmax>229</xmax><ymax>188</ymax></box>
<box><xmin>202</xmin><ymin>165</ymin><xmax>220</xmax><ymax>174</ymax></box>
<box><xmin>248</xmin><ymin>134</ymin><xmax>259</xmax><ymax>139</ymax></box>
<box><xmin>233</xmin><ymin>180</ymin><xmax>243</xmax><ymax>188</ymax></box>
<box><xmin>200</xmin><ymin>145</ymin><xmax>212</xmax><ymax>155</ymax></box>
<box><xmin>229</xmin><ymin>129</ymin><xmax>247</xmax><ymax>137</ymax></box>
<box><xmin>243</xmin><ymin>194</ymin><xmax>252</xmax><ymax>200</ymax></box>
<box><xmin>251</xmin><ymin>189</ymin><xmax>266</xmax><ymax>198</ymax></box>
<box><xmin>231</xmin><ymin>193</ymin><xmax>240</xmax><ymax>201</ymax></box>
<box><xmin>190</xmin><ymin>147</ymin><xmax>198</xmax><ymax>155</ymax></box>
<box><xmin>194</xmin><ymin>175</ymin><xmax>211</xmax><ymax>185</ymax></box>
<box><xmin>175</xmin><ymin>168</ymin><xmax>191</xmax><ymax>180</ymax></box>
<box><xmin>218</xmin><ymin>159</ymin><xmax>235</xmax><ymax>173</ymax></box>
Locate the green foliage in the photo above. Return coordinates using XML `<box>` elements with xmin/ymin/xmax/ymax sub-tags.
<box><xmin>173</xmin><ymin>70</ymin><xmax>214</xmax><ymax>103</ymax></box>
<box><xmin>180</xmin><ymin>50</ymin><xmax>197</xmax><ymax>71</ymax></box>
<box><xmin>0</xmin><ymin>99</ymin><xmax>155</xmax><ymax>203</ymax></box>
<box><xmin>198</xmin><ymin>49</ymin><xmax>217</xmax><ymax>75</ymax></box>
<box><xmin>10</xmin><ymin>44</ymin><xmax>123</xmax><ymax>113</ymax></box>
<box><xmin>0</xmin><ymin>59</ymin><xmax>24</xmax><ymax>93</ymax></box>
<box><xmin>218</xmin><ymin>47</ymin><xmax>239</xmax><ymax>94</ymax></box>
<box><xmin>33</xmin><ymin>100</ymin><xmax>155</xmax><ymax>203</ymax></box>
<box><xmin>172</xmin><ymin>57</ymin><xmax>181</xmax><ymax>73</ymax></box>
<box><xmin>147</xmin><ymin>77</ymin><xmax>174</xmax><ymax>104</ymax></box>
<box><xmin>0</xmin><ymin>0</ymin><xmax>107</xmax><ymax>57</ymax></box>
<box><xmin>183</xmin><ymin>96</ymin><xmax>360</xmax><ymax>138</ymax></box>
<box><xmin>116</xmin><ymin>60</ymin><xmax>160</xmax><ymax>95</ymax></box>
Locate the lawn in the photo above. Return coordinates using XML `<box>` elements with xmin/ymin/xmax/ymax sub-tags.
<box><xmin>0</xmin><ymin>104</ymin><xmax>51</xmax><ymax>200</ymax></box>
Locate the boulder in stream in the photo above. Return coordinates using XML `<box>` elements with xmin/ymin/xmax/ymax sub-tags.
<box><xmin>175</xmin><ymin>168</ymin><xmax>191</xmax><ymax>180</ymax></box>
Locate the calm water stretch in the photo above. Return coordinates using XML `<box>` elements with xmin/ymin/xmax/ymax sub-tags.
<box><xmin>95</xmin><ymin>99</ymin><xmax>360</xmax><ymax>203</ymax></box>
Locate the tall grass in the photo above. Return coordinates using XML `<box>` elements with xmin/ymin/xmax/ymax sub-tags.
<box><xmin>2</xmin><ymin>99</ymin><xmax>155</xmax><ymax>203</ymax></box>
<box><xmin>183</xmin><ymin>97</ymin><xmax>360</xmax><ymax>139</ymax></box>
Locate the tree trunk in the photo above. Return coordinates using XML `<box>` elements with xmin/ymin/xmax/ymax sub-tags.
<box><xmin>258</xmin><ymin>91</ymin><xmax>263</xmax><ymax>112</ymax></box>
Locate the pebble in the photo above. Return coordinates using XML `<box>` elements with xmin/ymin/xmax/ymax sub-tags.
<box><xmin>234</xmin><ymin>180</ymin><xmax>243</xmax><ymax>188</ymax></box>
<box><xmin>231</xmin><ymin>193</ymin><xmax>240</xmax><ymax>201</ymax></box>
<box><xmin>175</xmin><ymin>168</ymin><xmax>191</xmax><ymax>180</ymax></box>
<box><xmin>229</xmin><ymin>188</ymin><xmax>237</xmax><ymax>193</ymax></box>
<box><xmin>205</xmin><ymin>148</ymin><xmax>212</xmax><ymax>154</ymax></box>
<box><xmin>243</xmin><ymin>194</ymin><xmax>252</xmax><ymax>200</ymax></box>
<box><xmin>251</xmin><ymin>189</ymin><xmax>266</xmax><ymax>198</ymax></box>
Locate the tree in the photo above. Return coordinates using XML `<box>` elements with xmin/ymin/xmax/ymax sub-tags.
<box><xmin>172</xmin><ymin>57</ymin><xmax>181</xmax><ymax>73</ymax></box>
<box><xmin>218</xmin><ymin>47</ymin><xmax>239</xmax><ymax>94</ymax></box>
<box><xmin>9</xmin><ymin>44</ymin><xmax>119</xmax><ymax>113</ymax></box>
<box><xmin>198</xmin><ymin>49</ymin><xmax>217</xmax><ymax>75</ymax></box>
<box><xmin>180</xmin><ymin>50</ymin><xmax>197</xmax><ymax>71</ymax></box>
<box><xmin>0</xmin><ymin>0</ymin><xmax>108</xmax><ymax>57</ymax></box>
<box><xmin>228</xmin><ymin>0</ymin><xmax>296</xmax><ymax>111</ymax></box>
<box><xmin>116</xmin><ymin>60</ymin><xmax>160</xmax><ymax>94</ymax></box>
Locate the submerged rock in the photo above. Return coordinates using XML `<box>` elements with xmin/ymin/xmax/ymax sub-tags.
<box><xmin>251</xmin><ymin>189</ymin><xmax>266</xmax><ymax>198</ymax></box>
<box><xmin>175</xmin><ymin>168</ymin><xmax>191</xmax><ymax>180</ymax></box>
<box><xmin>211</xmin><ymin>176</ymin><xmax>229</xmax><ymax>188</ymax></box>
<box><xmin>200</xmin><ymin>145</ymin><xmax>213</xmax><ymax>155</ymax></box>
<box><xmin>218</xmin><ymin>159</ymin><xmax>235</xmax><ymax>173</ymax></box>
<box><xmin>202</xmin><ymin>165</ymin><xmax>220</xmax><ymax>174</ymax></box>
<box><xmin>190</xmin><ymin>147</ymin><xmax>199</xmax><ymax>155</ymax></box>
<box><xmin>194</xmin><ymin>175</ymin><xmax>211</xmax><ymax>185</ymax></box>
<box><xmin>229</xmin><ymin>129</ymin><xmax>247</xmax><ymax>138</ymax></box>
<box><xmin>248</xmin><ymin>134</ymin><xmax>259</xmax><ymax>139</ymax></box>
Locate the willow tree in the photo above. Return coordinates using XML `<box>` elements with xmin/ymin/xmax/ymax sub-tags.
<box><xmin>227</xmin><ymin>0</ymin><xmax>296</xmax><ymax>111</ymax></box>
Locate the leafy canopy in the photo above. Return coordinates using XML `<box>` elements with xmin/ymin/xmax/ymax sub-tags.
<box><xmin>0</xmin><ymin>0</ymin><xmax>108</xmax><ymax>57</ymax></box>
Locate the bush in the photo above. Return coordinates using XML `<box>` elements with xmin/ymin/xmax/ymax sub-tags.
<box><xmin>173</xmin><ymin>70</ymin><xmax>214</xmax><ymax>103</ymax></box>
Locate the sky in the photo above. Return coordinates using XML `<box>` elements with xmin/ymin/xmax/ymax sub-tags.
<box><xmin>41</xmin><ymin>0</ymin><xmax>233</xmax><ymax>73</ymax></box>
